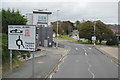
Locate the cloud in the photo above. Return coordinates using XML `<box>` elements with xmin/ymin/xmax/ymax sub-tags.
<box><xmin>2</xmin><ymin>0</ymin><xmax>119</xmax><ymax>2</ymax></box>
<box><xmin>2</xmin><ymin>1</ymin><xmax>118</xmax><ymax>24</ymax></box>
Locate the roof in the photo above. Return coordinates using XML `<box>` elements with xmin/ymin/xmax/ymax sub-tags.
<box><xmin>33</xmin><ymin>9</ymin><xmax>52</xmax><ymax>14</ymax></box>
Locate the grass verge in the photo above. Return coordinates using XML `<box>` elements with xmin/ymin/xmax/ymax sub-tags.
<box><xmin>68</xmin><ymin>41</ymin><xmax>120</xmax><ymax>48</ymax></box>
<box><xmin>58</xmin><ymin>35</ymin><xmax>72</xmax><ymax>40</ymax></box>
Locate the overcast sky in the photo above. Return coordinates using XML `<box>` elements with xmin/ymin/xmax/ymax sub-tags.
<box><xmin>1</xmin><ymin>0</ymin><xmax>119</xmax><ymax>24</ymax></box>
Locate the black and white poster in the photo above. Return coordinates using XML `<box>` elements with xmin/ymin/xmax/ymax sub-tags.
<box><xmin>8</xmin><ymin>25</ymin><xmax>36</xmax><ymax>51</ymax></box>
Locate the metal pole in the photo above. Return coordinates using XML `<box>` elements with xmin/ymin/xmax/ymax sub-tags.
<box><xmin>94</xmin><ymin>21</ymin><xmax>96</xmax><ymax>45</ymax></box>
<box><xmin>47</xmin><ymin>14</ymin><xmax>48</xmax><ymax>27</ymax></box>
<box><xmin>10</xmin><ymin>50</ymin><xmax>12</xmax><ymax>72</ymax></box>
<box><xmin>56</xmin><ymin>10</ymin><xmax>59</xmax><ymax>48</ymax></box>
<box><xmin>32</xmin><ymin>51</ymin><xmax>35</xmax><ymax>78</ymax></box>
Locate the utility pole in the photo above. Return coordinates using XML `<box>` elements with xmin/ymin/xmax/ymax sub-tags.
<box><xmin>56</xmin><ymin>10</ymin><xmax>59</xmax><ymax>48</ymax></box>
<box><xmin>94</xmin><ymin>21</ymin><xmax>96</xmax><ymax>46</ymax></box>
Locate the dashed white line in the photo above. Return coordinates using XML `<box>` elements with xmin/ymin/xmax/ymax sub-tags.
<box><xmin>76</xmin><ymin>48</ymin><xmax>78</xmax><ymax>50</ymax></box>
<box><xmin>88</xmin><ymin>47</ymin><xmax>92</xmax><ymax>50</ymax></box>
<box><xmin>85</xmin><ymin>53</ymin><xmax>88</xmax><ymax>56</ymax></box>
<box><xmin>87</xmin><ymin>61</ymin><xmax>95</xmax><ymax>78</ymax></box>
<box><xmin>83</xmin><ymin>48</ymin><xmax>87</xmax><ymax>56</ymax></box>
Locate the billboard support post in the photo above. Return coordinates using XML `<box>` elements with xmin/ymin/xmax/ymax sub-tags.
<box><xmin>44</xmin><ymin>40</ymin><xmax>48</xmax><ymax>55</ymax></box>
<box><xmin>32</xmin><ymin>51</ymin><xmax>35</xmax><ymax>78</ymax></box>
<box><xmin>10</xmin><ymin>50</ymin><xmax>12</xmax><ymax>72</ymax></box>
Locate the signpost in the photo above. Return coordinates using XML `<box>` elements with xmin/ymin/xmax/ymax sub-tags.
<box><xmin>92</xmin><ymin>36</ymin><xmax>96</xmax><ymax>45</ymax></box>
<box><xmin>92</xmin><ymin>36</ymin><xmax>96</xmax><ymax>41</ymax></box>
<box><xmin>8</xmin><ymin>25</ymin><xmax>36</xmax><ymax>77</ymax></box>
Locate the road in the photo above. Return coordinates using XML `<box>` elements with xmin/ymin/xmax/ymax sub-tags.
<box><xmin>52</xmin><ymin>41</ymin><xmax>118</xmax><ymax>78</ymax></box>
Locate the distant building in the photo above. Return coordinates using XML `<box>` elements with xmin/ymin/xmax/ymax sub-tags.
<box><xmin>26</xmin><ymin>9</ymin><xmax>52</xmax><ymax>27</ymax></box>
<box><xmin>107</xmin><ymin>24</ymin><xmax>120</xmax><ymax>41</ymax></box>
<box><xmin>26</xmin><ymin>9</ymin><xmax>53</xmax><ymax>47</ymax></box>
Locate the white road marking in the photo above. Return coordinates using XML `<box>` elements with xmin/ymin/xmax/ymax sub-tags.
<box><xmin>49</xmin><ymin>74</ymin><xmax>53</xmax><ymax>78</ymax></box>
<box><xmin>89</xmin><ymin>47</ymin><xmax>92</xmax><ymax>50</ymax></box>
<box><xmin>76</xmin><ymin>48</ymin><xmax>78</xmax><ymax>50</ymax></box>
<box><xmin>111</xmin><ymin>60</ymin><xmax>118</xmax><ymax>67</ymax></box>
<box><xmin>37</xmin><ymin>61</ymin><xmax>44</xmax><ymax>64</ymax></box>
<box><xmin>87</xmin><ymin>61</ymin><xmax>95</xmax><ymax>78</ymax></box>
<box><xmin>83</xmin><ymin>48</ymin><xmax>87</xmax><ymax>55</ymax></box>
<box><xmin>85</xmin><ymin>53</ymin><xmax>88</xmax><ymax>56</ymax></box>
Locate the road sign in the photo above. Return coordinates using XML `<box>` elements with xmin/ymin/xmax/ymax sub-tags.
<box><xmin>8</xmin><ymin>25</ymin><xmax>36</xmax><ymax>51</ymax></box>
<box><xmin>92</xmin><ymin>36</ymin><xmax>96</xmax><ymax>41</ymax></box>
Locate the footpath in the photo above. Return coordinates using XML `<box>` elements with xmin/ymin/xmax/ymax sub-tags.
<box><xmin>2</xmin><ymin>47</ymin><xmax>70</xmax><ymax>78</ymax></box>
<box><xmin>95</xmin><ymin>45</ymin><xmax>119</xmax><ymax>65</ymax></box>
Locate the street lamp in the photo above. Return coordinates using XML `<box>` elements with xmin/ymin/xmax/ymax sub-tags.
<box><xmin>94</xmin><ymin>21</ymin><xmax>96</xmax><ymax>46</ymax></box>
<box><xmin>56</xmin><ymin>10</ymin><xmax>60</xmax><ymax>48</ymax></box>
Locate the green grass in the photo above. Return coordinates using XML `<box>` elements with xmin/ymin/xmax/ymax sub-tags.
<box><xmin>0</xmin><ymin>33</ymin><xmax>2</xmax><ymax>49</ymax></box>
<box><xmin>1</xmin><ymin>33</ymin><xmax>24</xmax><ymax>73</ymax></box>
<box><xmin>68</xmin><ymin>41</ymin><xmax>120</xmax><ymax>48</ymax></box>
<box><xmin>2</xmin><ymin>59</ymin><xmax>23</xmax><ymax>73</ymax></box>
<box><xmin>58</xmin><ymin>35</ymin><xmax>73</xmax><ymax>40</ymax></box>
<box><xmin>68</xmin><ymin>41</ymin><xmax>90</xmax><ymax>44</ymax></box>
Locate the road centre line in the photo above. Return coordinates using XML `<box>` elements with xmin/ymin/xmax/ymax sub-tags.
<box><xmin>85</xmin><ymin>53</ymin><xmax>88</xmax><ymax>56</ymax></box>
<box><xmin>87</xmin><ymin>61</ymin><xmax>95</xmax><ymax>78</ymax></box>
<box><xmin>83</xmin><ymin>48</ymin><xmax>87</xmax><ymax>56</ymax></box>
<box><xmin>88</xmin><ymin>47</ymin><xmax>92</xmax><ymax>50</ymax></box>
<box><xmin>76</xmin><ymin>48</ymin><xmax>78</xmax><ymax>50</ymax></box>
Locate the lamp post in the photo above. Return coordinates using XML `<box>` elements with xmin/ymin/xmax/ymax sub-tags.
<box><xmin>94</xmin><ymin>21</ymin><xmax>96</xmax><ymax>45</ymax></box>
<box><xmin>56</xmin><ymin>10</ymin><xmax>59</xmax><ymax>48</ymax></box>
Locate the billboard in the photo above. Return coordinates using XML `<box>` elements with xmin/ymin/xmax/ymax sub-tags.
<box><xmin>33</xmin><ymin>14</ymin><xmax>48</xmax><ymax>25</ymax></box>
<box><xmin>8</xmin><ymin>25</ymin><xmax>36</xmax><ymax>51</ymax></box>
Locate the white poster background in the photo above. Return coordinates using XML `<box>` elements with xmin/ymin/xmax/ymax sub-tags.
<box><xmin>8</xmin><ymin>25</ymin><xmax>36</xmax><ymax>51</ymax></box>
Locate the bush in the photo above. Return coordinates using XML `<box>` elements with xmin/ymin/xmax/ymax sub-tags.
<box><xmin>106</xmin><ymin>36</ymin><xmax>119</xmax><ymax>46</ymax></box>
<box><xmin>2</xmin><ymin>33</ymin><xmax>30</xmax><ymax>73</ymax></box>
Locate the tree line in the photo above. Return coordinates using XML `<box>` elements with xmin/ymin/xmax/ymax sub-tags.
<box><xmin>51</xmin><ymin>20</ymin><xmax>119</xmax><ymax>45</ymax></box>
<box><xmin>51</xmin><ymin>21</ymin><xmax>74</xmax><ymax>35</ymax></box>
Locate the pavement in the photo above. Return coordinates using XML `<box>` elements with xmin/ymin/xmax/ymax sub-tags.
<box><xmin>2</xmin><ymin>47</ymin><xmax>69</xmax><ymax>78</ymax></box>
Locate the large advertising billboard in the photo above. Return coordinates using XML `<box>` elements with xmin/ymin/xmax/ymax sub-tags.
<box><xmin>33</xmin><ymin>14</ymin><xmax>48</xmax><ymax>25</ymax></box>
<box><xmin>8</xmin><ymin>25</ymin><xmax>36</xmax><ymax>51</ymax></box>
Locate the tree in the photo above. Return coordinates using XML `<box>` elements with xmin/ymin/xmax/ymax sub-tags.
<box><xmin>75</xmin><ymin>20</ymin><xmax>80</xmax><ymax>30</ymax></box>
<box><xmin>1</xmin><ymin>9</ymin><xmax>28</xmax><ymax>72</ymax></box>
<box><xmin>61</xmin><ymin>21</ymin><xmax>73</xmax><ymax>35</ymax></box>
<box><xmin>51</xmin><ymin>21</ymin><xmax>74</xmax><ymax>35</ymax></box>
<box><xmin>2</xmin><ymin>9</ymin><xmax>27</xmax><ymax>34</ymax></box>
<box><xmin>78</xmin><ymin>20</ymin><xmax>113</xmax><ymax>44</ymax></box>
<box><xmin>95</xmin><ymin>20</ymin><xmax>113</xmax><ymax>44</ymax></box>
<box><xmin>51</xmin><ymin>21</ymin><xmax>64</xmax><ymax>35</ymax></box>
<box><xmin>79</xmin><ymin>21</ymin><xmax>93</xmax><ymax>43</ymax></box>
